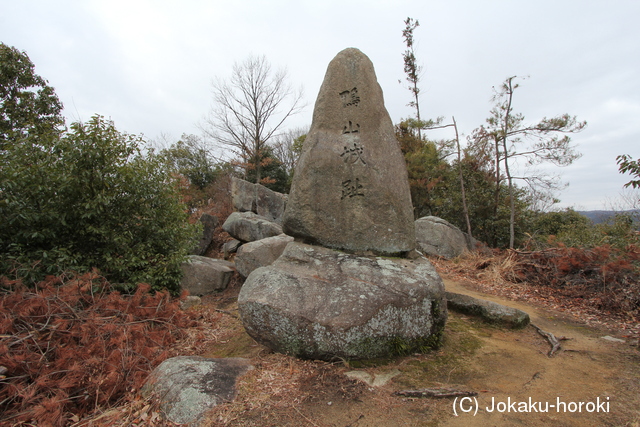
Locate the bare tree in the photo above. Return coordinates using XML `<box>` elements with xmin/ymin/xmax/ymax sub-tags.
<box><xmin>201</xmin><ymin>55</ymin><xmax>305</xmax><ymax>183</ymax></box>
<box><xmin>271</xmin><ymin>126</ymin><xmax>308</xmax><ymax>177</ymax></box>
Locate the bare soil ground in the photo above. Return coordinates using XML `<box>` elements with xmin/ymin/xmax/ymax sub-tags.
<box><xmin>188</xmin><ymin>269</ymin><xmax>640</xmax><ymax>427</ymax></box>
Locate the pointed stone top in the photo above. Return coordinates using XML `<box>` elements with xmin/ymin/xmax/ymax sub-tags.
<box><xmin>282</xmin><ymin>48</ymin><xmax>415</xmax><ymax>255</ymax></box>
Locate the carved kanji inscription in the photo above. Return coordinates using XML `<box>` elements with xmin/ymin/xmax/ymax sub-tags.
<box><xmin>339</xmin><ymin>87</ymin><xmax>360</xmax><ymax>107</ymax></box>
<box><xmin>340</xmin><ymin>141</ymin><xmax>366</xmax><ymax>165</ymax></box>
<box><xmin>341</xmin><ymin>178</ymin><xmax>365</xmax><ymax>199</ymax></box>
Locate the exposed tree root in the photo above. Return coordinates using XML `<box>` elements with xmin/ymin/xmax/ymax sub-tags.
<box><xmin>531</xmin><ymin>323</ymin><xmax>571</xmax><ymax>357</ymax></box>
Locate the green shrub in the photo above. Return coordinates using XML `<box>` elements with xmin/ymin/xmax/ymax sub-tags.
<box><xmin>532</xmin><ymin>209</ymin><xmax>639</xmax><ymax>249</ymax></box>
<box><xmin>0</xmin><ymin>115</ymin><xmax>198</xmax><ymax>291</ymax></box>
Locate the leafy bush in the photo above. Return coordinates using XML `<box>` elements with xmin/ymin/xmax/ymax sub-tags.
<box><xmin>0</xmin><ymin>273</ymin><xmax>198</xmax><ymax>426</ymax></box>
<box><xmin>0</xmin><ymin>116</ymin><xmax>198</xmax><ymax>291</ymax></box>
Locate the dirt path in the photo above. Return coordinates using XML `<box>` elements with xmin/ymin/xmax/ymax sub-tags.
<box><xmin>198</xmin><ymin>276</ymin><xmax>640</xmax><ymax>427</ymax></box>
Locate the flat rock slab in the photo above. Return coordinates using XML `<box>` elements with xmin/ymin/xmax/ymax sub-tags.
<box><xmin>222</xmin><ymin>211</ymin><xmax>283</xmax><ymax>243</ymax></box>
<box><xmin>282</xmin><ymin>48</ymin><xmax>415</xmax><ymax>255</ymax></box>
<box><xmin>141</xmin><ymin>356</ymin><xmax>253</xmax><ymax>425</ymax></box>
<box><xmin>445</xmin><ymin>291</ymin><xmax>530</xmax><ymax>329</ymax></box>
<box><xmin>238</xmin><ymin>242</ymin><xmax>447</xmax><ymax>360</ymax></box>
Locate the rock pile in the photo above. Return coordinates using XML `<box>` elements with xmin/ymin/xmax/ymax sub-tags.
<box><xmin>238</xmin><ymin>48</ymin><xmax>447</xmax><ymax>360</ymax></box>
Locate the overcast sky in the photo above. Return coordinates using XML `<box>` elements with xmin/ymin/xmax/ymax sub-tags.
<box><xmin>2</xmin><ymin>0</ymin><xmax>639</xmax><ymax>210</ymax></box>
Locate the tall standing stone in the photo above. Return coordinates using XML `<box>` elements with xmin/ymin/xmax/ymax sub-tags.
<box><xmin>282</xmin><ymin>48</ymin><xmax>415</xmax><ymax>255</ymax></box>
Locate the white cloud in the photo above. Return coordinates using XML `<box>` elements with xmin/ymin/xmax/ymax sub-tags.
<box><xmin>1</xmin><ymin>0</ymin><xmax>639</xmax><ymax>209</ymax></box>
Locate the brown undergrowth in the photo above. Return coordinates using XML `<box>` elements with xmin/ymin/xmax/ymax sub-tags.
<box><xmin>432</xmin><ymin>245</ymin><xmax>640</xmax><ymax>339</ymax></box>
<box><xmin>0</xmin><ymin>271</ymin><xmax>211</xmax><ymax>427</ymax></box>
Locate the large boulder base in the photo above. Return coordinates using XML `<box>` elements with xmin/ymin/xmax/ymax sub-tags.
<box><xmin>141</xmin><ymin>356</ymin><xmax>252</xmax><ymax>425</ymax></box>
<box><xmin>222</xmin><ymin>211</ymin><xmax>283</xmax><ymax>243</ymax></box>
<box><xmin>282</xmin><ymin>48</ymin><xmax>415</xmax><ymax>255</ymax></box>
<box><xmin>238</xmin><ymin>242</ymin><xmax>447</xmax><ymax>360</ymax></box>
<box><xmin>235</xmin><ymin>234</ymin><xmax>294</xmax><ymax>278</ymax></box>
<box><xmin>415</xmin><ymin>216</ymin><xmax>474</xmax><ymax>259</ymax></box>
<box><xmin>180</xmin><ymin>256</ymin><xmax>235</xmax><ymax>296</ymax></box>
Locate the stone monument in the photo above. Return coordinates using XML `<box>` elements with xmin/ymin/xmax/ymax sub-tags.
<box><xmin>282</xmin><ymin>48</ymin><xmax>415</xmax><ymax>255</ymax></box>
<box><xmin>238</xmin><ymin>48</ymin><xmax>446</xmax><ymax>360</ymax></box>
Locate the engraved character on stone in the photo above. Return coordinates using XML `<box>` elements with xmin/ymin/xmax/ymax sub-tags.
<box><xmin>339</xmin><ymin>87</ymin><xmax>360</xmax><ymax>107</ymax></box>
<box><xmin>341</xmin><ymin>178</ymin><xmax>364</xmax><ymax>199</ymax></box>
<box><xmin>342</xmin><ymin>121</ymin><xmax>360</xmax><ymax>134</ymax></box>
<box><xmin>340</xmin><ymin>141</ymin><xmax>366</xmax><ymax>165</ymax></box>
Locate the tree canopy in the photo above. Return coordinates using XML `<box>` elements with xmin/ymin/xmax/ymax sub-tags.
<box><xmin>0</xmin><ymin>43</ymin><xmax>64</xmax><ymax>149</ymax></box>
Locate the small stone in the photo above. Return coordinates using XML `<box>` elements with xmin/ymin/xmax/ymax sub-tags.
<box><xmin>601</xmin><ymin>335</ymin><xmax>625</xmax><ymax>343</ymax></box>
<box><xmin>180</xmin><ymin>295</ymin><xmax>202</xmax><ymax>310</ymax></box>
<box><xmin>372</xmin><ymin>369</ymin><xmax>401</xmax><ymax>387</ymax></box>
<box><xmin>345</xmin><ymin>371</ymin><xmax>374</xmax><ymax>386</ymax></box>
<box><xmin>222</xmin><ymin>239</ymin><xmax>242</xmax><ymax>259</ymax></box>
<box><xmin>231</xmin><ymin>177</ymin><xmax>288</xmax><ymax>223</ymax></box>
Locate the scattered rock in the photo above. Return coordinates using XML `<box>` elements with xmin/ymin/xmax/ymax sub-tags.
<box><xmin>445</xmin><ymin>291</ymin><xmax>530</xmax><ymax>329</ymax></box>
<box><xmin>601</xmin><ymin>335</ymin><xmax>625</xmax><ymax>343</ymax></box>
<box><xmin>191</xmin><ymin>213</ymin><xmax>220</xmax><ymax>256</ymax></box>
<box><xmin>415</xmin><ymin>216</ymin><xmax>475</xmax><ymax>260</ymax></box>
<box><xmin>345</xmin><ymin>369</ymin><xmax>401</xmax><ymax>387</ymax></box>
<box><xmin>238</xmin><ymin>242</ymin><xmax>447</xmax><ymax>360</ymax></box>
<box><xmin>235</xmin><ymin>234</ymin><xmax>294</xmax><ymax>278</ymax></box>
<box><xmin>141</xmin><ymin>356</ymin><xmax>253</xmax><ymax>425</ymax></box>
<box><xmin>222</xmin><ymin>211</ymin><xmax>283</xmax><ymax>243</ymax></box>
<box><xmin>255</xmin><ymin>182</ymin><xmax>288</xmax><ymax>223</ymax></box>
<box><xmin>230</xmin><ymin>177</ymin><xmax>257</xmax><ymax>213</ymax></box>
<box><xmin>222</xmin><ymin>239</ymin><xmax>242</xmax><ymax>259</ymax></box>
<box><xmin>231</xmin><ymin>177</ymin><xmax>288</xmax><ymax>223</ymax></box>
<box><xmin>282</xmin><ymin>48</ymin><xmax>415</xmax><ymax>256</ymax></box>
<box><xmin>180</xmin><ymin>256</ymin><xmax>235</xmax><ymax>296</ymax></box>
<box><xmin>180</xmin><ymin>295</ymin><xmax>202</xmax><ymax>311</ymax></box>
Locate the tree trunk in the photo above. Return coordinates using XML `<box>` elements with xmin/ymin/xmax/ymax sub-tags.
<box><xmin>492</xmin><ymin>135</ymin><xmax>501</xmax><ymax>248</ymax></box>
<box><xmin>453</xmin><ymin>116</ymin><xmax>473</xmax><ymax>249</ymax></box>
<box><xmin>502</xmin><ymin>78</ymin><xmax>516</xmax><ymax>249</ymax></box>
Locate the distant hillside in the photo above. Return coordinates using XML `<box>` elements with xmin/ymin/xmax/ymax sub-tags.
<box><xmin>577</xmin><ymin>209</ymin><xmax>640</xmax><ymax>224</ymax></box>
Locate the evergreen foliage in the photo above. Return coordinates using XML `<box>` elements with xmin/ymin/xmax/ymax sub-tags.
<box><xmin>158</xmin><ymin>134</ymin><xmax>220</xmax><ymax>190</ymax></box>
<box><xmin>0</xmin><ymin>43</ymin><xmax>65</xmax><ymax>149</ymax></box>
<box><xmin>0</xmin><ymin>116</ymin><xmax>198</xmax><ymax>291</ymax></box>
<box><xmin>396</xmin><ymin>120</ymin><xmax>534</xmax><ymax>248</ymax></box>
<box><xmin>246</xmin><ymin>146</ymin><xmax>290</xmax><ymax>193</ymax></box>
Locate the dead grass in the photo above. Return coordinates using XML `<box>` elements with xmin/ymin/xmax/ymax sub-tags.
<box><xmin>431</xmin><ymin>250</ymin><xmax>640</xmax><ymax>340</ymax></box>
